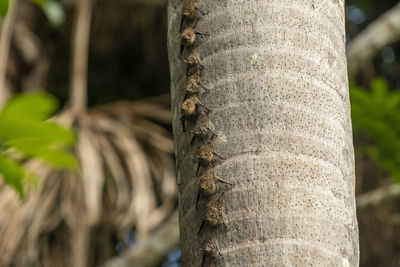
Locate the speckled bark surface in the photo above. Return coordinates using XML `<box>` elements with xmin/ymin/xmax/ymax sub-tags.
<box><xmin>167</xmin><ymin>0</ymin><xmax>359</xmax><ymax>266</ymax></box>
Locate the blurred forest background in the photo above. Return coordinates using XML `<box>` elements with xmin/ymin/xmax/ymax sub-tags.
<box><xmin>0</xmin><ymin>0</ymin><xmax>399</xmax><ymax>266</ymax></box>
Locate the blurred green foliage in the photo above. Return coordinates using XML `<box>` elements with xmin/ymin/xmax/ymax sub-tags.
<box><xmin>0</xmin><ymin>0</ymin><xmax>64</xmax><ymax>27</ymax></box>
<box><xmin>0</xmin><ymin>92</ymin><xmax>77</xmax><ymax>196</ymax></box>
<box><xmin>0</xmin><ymin>0</ymin><xmax>8</xmax><ymax>17</ymax></box>
<box><xmin>31</xmin><ymin>0</ymin><xmax>65</xmax><ymax>27</ymax></box>
<box><xmin>350</xmin><ymin>78</ymin><xmax>400</xmax><ymax>181</ymax></box>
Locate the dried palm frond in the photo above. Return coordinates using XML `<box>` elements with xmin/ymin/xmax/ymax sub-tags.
<box><xmin>0</xmin><ymin>96</ymin><xmax>177</xmax><ymax>267</ymax></box>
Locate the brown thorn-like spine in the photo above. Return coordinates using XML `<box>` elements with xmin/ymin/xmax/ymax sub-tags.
<box><xmin>198</xmin><ymin>219</ymin><xmax>206</xmax><ymax>235</ymax></box>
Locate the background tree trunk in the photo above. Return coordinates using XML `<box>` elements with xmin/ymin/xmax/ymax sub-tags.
<box><xmin>168</xmin><ymin>0</ymin><xmax>359</xmax><ymax>266</ymax></box>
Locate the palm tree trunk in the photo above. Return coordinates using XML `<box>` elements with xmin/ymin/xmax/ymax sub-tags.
<box><xmin>168</xmin><ymin>0</ymin><xmax>359</xmax><ymax>266</ymax></box>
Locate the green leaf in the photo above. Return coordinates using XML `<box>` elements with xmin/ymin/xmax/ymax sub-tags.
<box><xmin>0</xmin><ymin>153</ymin><xmax>25</xmax><ymax>196</ymax></box>
<box><xmin>1</xmin><ymin>92</ymin><xmax>58</xmax><ymax>121</ymax></box>
<box><xmin>35</xmin><ymin>150</ymin><xmax>78</xmax><ymax>168</ymax></box>
<box><xmin>5</xmin><ymin>138</ymin><xmax>78</xmax><ymax>169</ymax></box>
<box><xmin>0</xmin><ymin>91</ymin><xmax>77</xmax><ymax>195</ymax></box>
<box><xmin>0</xmin><ymin>116</ymin><xmax>75</xmax><ymax>148</ymax></box>
<box><xmin>0</xmin><ymin>0</ymin><xmax>9</xmax><ymax>17</ymax></box>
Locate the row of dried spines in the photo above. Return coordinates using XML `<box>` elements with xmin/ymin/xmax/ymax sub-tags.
<box><xmin>179</xmin><ymin>0</ymin><xmax>211</xmax><ymax>145</ymax></box>
<box><xmin>179</xmin><ymin>0</ymin><xmax>229</xmax><ymax>231</ymax></box>
<box><xmin>197</xmin><ymin>148</ymin><xmax>231</xmax><ymax>267</ymax></box>
<box><xmin>179</xmin><ymin>1</ymin><xmax>233</xmax><ymax>267</ymax></box>
<box><xmin>180</xmin><ymin>0</ymin><xmax>208</xmax><ymax>133</ymax></box>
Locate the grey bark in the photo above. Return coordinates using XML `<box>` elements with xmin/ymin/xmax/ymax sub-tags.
<box><xmin>168</xmin><ymin>0</ymin><xmax>359</xmax><ymax>266</ymax></box>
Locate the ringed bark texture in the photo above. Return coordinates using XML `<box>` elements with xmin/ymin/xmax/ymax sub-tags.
<box><xmin>167</xmin><ymin>0</ymin><xmax>359</xmax><ymax>266</ymax></box>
